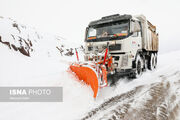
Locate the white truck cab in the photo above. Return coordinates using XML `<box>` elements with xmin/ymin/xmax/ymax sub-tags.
<box><xmin>84</xmin><ymin>14</ymin><xmax>158</xmax><ymax>78</ymax></box>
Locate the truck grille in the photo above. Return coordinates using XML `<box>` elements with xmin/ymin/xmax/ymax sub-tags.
<box><xmin>113</xmin><ymin>56</ymin><xmax>120</xmax><ymax>61</ymax></box>
<box><xmin>109</xmin><ymin>44</ymin><xmax>121</xmax><ymax>51</ymax></box>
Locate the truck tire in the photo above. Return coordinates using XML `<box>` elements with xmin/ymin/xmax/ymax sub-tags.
<box><xmin>154</xmin><ymin>53</ymin><xmax>157</xmax><ymax>69</ymax></box>
<box><xmin>148</xmin><ymin>53</ymin><xmax>155</xmax><ymax>70</ymax></box>
<box><xmin>144</xmin><ymin>58</ymin><xmax>148</xmax><ymax>71</ymax></box>
<box><xmin>131</xmin><ymin>54</ymin><xmax>143</xmax><ymax>78</ymax></box>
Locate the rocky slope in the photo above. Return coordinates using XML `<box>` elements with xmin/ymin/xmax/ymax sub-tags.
<box><xmin>0</xmin><ymin>16</ymin><xmax>83</xmax><ymax>57</ymax></box>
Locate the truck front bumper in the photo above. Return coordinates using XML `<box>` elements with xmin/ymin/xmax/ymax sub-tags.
<box><xmin>108</xmin><ymin>68</ymin><xmax>136</xmax><ymax>77</ymax></box>
<box><xmin>116</xmin><ymin>68</ymin><xmax>136</xmax><ymax>76</ymax></box>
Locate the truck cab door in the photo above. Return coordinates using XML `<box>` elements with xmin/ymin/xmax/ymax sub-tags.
<box><xmin>130</xmin><ymin>20</ymin><xmax>142</xmax><ymax>49</ymax></box>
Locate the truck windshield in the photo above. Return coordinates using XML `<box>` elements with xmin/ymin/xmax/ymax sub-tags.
<box><xmin>87</xmin><ymin>21</ymin><xmax>129</xmax><ymax>40</ymax></box>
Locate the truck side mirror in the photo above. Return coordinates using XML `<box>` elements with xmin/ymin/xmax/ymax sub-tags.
<box><xmin>133</xmin><ymin>25</ymin><xmax>141</xmax><ymax>32</ymax></box>
<box><xmin>130</xmin><ymin>20</ymin><xmax>141</xmax><ymax>33</ymax></box>
<box><xmin>85</xmin><ymin>27</ymin><xmax>88</xmax><ymax>41</ymax></box>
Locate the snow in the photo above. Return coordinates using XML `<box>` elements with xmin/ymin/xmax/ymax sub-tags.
<box><xmin>0</xmin><ymin>36</ymin><xmax>94</xmax><ymax>120</ymax></box>
<box><xmin>0</xmin><ymin>17</ymin><xmax>180</xmax><ymax>120</ymax></box>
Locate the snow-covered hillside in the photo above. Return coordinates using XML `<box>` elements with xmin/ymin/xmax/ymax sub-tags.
<box><xmin>0</xmin><ymin>17</ymin><xmax>180</xmax><ymax>120</ymax></box>
<box><xmin>0</xmin><ymin>17</ymin><xmax>87</xmax><ymax>120</ymax></box>
<box><xmin>0</xmin><ymin>16</ymin><xmax>83</xmax><ymax>58</ymax></box>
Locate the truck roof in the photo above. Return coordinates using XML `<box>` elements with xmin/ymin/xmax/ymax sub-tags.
<box><xmin>88</xmin><ymin>14</ymin><xmax>132</xmax><ymax>27</ymax></box>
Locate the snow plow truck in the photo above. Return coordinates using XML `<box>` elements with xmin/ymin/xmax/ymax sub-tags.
<box><xmin>70</xmin><ymin>14</ymin><xmax>159</xmax><ymax>98</ymax></box>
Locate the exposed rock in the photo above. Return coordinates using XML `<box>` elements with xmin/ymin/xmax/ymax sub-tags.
<box><xmin>0</xmin><ymin>36</ymin><xmax>11</xmax><ymax>49</ymax></box>
<box><xmin>18</xmin><ymin>46</ymin><xmax>30</xmax><ymax>56</ymax></box>
<box><xmin>11</xmin><ymin>44</ymin><xmax>18</xmax><ymax>51</ymax></box>
<box><xmin>12</xmin><ymin>23</ymin><xmax>21</xmax><ymax>33</ymax></box>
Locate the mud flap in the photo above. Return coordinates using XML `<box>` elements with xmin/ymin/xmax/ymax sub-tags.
<box><xmin>70</xmin><ymin>63</ymin><xmax>99</xmax><ymax>98</ymax></box>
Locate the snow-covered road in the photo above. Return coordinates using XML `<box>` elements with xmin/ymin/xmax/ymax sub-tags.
<box><xmin>80</xmin><ymin>51</ymin><xmax>180</xmax><ymax>120</ymax></box>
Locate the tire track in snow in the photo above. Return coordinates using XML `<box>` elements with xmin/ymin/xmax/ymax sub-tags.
<box><xmin>81</xmin><ymin>86</ymin><xmax>143</xmax><ymax>120</ymax></box>
<box><xmin>81</xmin><ymin>71</ymin><xmax>180</xmax><ymax>120</ymax></box>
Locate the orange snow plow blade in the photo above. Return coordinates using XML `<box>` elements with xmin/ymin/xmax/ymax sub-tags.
<box><xmin>70</xmin><ymin>63</ymin><xmax>99</xmax><ymax>98</ymax></box>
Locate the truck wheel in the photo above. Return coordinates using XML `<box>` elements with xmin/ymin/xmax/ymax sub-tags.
<box><xmin>154</xmin><ymin>53</ymin><xmax>157</xmax><ymax>69</ymax></box>
<box><xmin>148</xmin><ymin>53</ymin><xmax>155</xmax><ymax>70</ymax></box>
<box><xmin>144</xmin><ymin>58</ymin><xmax>148</xmax><ymax>71</ymax></box>
<box><xmin>131</xmin><ymin>54</ymin><xmax>143</xmax><ymax>78</ymax></box>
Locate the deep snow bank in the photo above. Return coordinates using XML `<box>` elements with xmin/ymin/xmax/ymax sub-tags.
<box><xmin>0</xmin><ymin>17</ymin><xmax>91</xmax><ymax>120</ymax></box>
<box><xmin>0</xmin><ymin>44</ymin><xmax>95</xmax><ymax>120</ymax></box>
<box><xmin>1</xmin><ymin>46</ymin><xmax>180</xmax><ymax>120</ymax></box>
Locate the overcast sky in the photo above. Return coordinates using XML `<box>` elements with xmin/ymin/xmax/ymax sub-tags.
<box><xmin>0</xmin><ymin>0</ymin><xmax>179</xmax><ymax>53</ymax></box>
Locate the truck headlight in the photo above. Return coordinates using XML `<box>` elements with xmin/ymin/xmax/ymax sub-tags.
<box><xmin>111</xmin><ymin>41</ymin><xmax>116</xmax><ymax>45</ymax></box>
<box><xmin>121</xmin><ymin>55</ymin><xmax>128</xmax><ymax>67</ymax></box>
<box><xmin>87</xmin><ymin>43</ymin><xmax>90</xmax><ymax>46</ymax></box>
